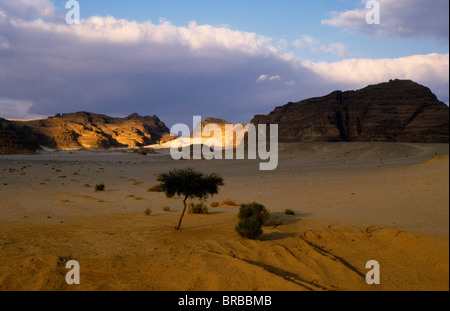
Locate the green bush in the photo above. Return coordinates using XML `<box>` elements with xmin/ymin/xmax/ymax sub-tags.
<box><xmin>210</xmin><ymin>202</ymin><xmax>220</xmax><ymax>208</ymax></box>
<box><xmin>235</xmin><ymin>217</ymin><xmax>263</xmax><ymax>239</ymax></box>
<box><xmin>95</xmin><ymin>184</ymin><xmax>105</xmax><ymax>191</ymax></box>
<box><xmin>145</xmin><ymin>208</ymin><xmax>152</xmax><ymax>216</ymax></box>
<box><xmin>188</xmin><ymin>202</ymin><xmax>208</xmax><ymax>214</ymax></box>
<box><xmin>285</xmin><ymin>209</ymin><xmax>295</xmax><ymax>215</ymax></box>
<box><xmin>238</xmin><ymin>202</ymin><xmax>270</xmax><ymax>225</ymax></box>
<box><xmin>235</xmin><ymin>202</ymin><xmax>269</xmax><ymax>239</ymax></box>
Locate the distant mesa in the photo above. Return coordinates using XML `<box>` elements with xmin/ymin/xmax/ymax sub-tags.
<box><xmin>252</xmin><ymin>79</ymin><xmax>449</xmax><ymax>143</ymax></box>
<box><xmin>1</xmin><ymin>111</ymin><xmax>171</xmax><ymax>154</ymax></box>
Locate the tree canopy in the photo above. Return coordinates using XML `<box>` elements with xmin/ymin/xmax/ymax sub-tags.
<box><xmin>156</xmin><ymin>168</ymin><xmax>224</xmax><ymax>230</ymax></box>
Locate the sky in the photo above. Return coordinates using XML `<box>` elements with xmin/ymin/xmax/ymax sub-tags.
<box><xmin>0</xmin><ymin>0</ymin><xmax>448</xmax><ymax>128</ymax></box>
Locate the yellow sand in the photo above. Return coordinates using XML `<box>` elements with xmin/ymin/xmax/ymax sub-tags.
<box><xmin>0</xmin><ymin>142</ymin><xmax>448</xmax><ymax>291</ymax></box>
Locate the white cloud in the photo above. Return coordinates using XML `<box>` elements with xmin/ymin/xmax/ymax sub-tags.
<box><xmin>256</xmin><ymin>74</ymin><xmax>281</xmax><ymax>83</ymax></box>
<box><xmin>302</xmin><ymin>53</ymin><xmax>450</xmax><ymax>102</ymax></box>
<box><xmin>0</xmin><ymin>99</ymin><xmax>46</xmax><ymax>120</ymax></box>
<box><xmin>0</xmin><ymin>0</ymin><xmax>58</xmax><ymax>20</ymax></box>
<box><xmin>293</xmin><ymin>35</ymin><xmax>352</xmax><ymax>59</ymax></box>
<box><xmin>269</xmin><ymin>75</ymin><xmax>281</xmax><ymax>82</ymax></box>
<box><xmin>11</xmin><ymin>16</ymin><xmax>276</xmax><ymax>58</ymax></box>
<box><xmin>322</xmin><ymin>0</ymin><xmax>449</xmax><ymax>41</ymax></box>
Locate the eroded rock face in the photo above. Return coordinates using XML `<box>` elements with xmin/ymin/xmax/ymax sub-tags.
<box><xmin>252</xmin><ymin>80</ymin><xmax>449</xmax><ymax>143</ymax></box>
<box><xmin>0</xmin><ymin>112</ymin><xmax>170</xmax><ymax>153</ymax></box>
<box><xmin>191</xmin><ymin>118</ymin><xmax>249</xmax><ymax>148</ymax></box>
<box><xmin>0</xmin><ymin>118</ymin><xmax>49</xmax><ymax>154</ymax></box>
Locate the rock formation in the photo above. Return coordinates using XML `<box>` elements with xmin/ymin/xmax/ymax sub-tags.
<box><xmin>0</xmin><ymin>118</ymin><xmax>50</xmax><ymax>154</ymax></box>
<box><xmin>252</xmin><ymin>79</ymin><xmax>449</xmax><ymax>143</ymax></box>
<box><xmin>191</xmin><ymin>118</ymin><xmax>249</xmax><ymax>148</ymax></box>
<box><xmin>0</xmin><ymin>112</ymin><xmax>170</xmax><ymax>154</ymax></box>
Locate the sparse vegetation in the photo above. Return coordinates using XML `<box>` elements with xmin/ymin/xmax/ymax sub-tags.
<box><xmin>163</xmin><ymin>206</ymin><xmax>171</xmax><ymax>212</ymax></box>
<box><xmin>236</xmin><ymin>202</ymin><xmax>270</xmax><ymax>240</ymax></box>
<box><xmin>285</xmin><ymin>209</ymin><xmax>295</xmax><ymax>215</ymax></box>
<box><xmin>188</xmin><ymin>202</ymin><xmax>208</xmax><ymax>214</ymax></box>
<box><xmin>95</xmin><ymin>184</ymin><xmax>105</xmax><ymax>191</ymax></box>
<box><xmin>235</xmin><ymin>217</ymin><xmax>263</xmax><ymax>240</ymax></box>
<box><xmin>147</xmin><ymin>185</ymin><xmax>162</xmax><ymax>192</ymax></box>
<box><xmin>210</xmin><ymin>202</ymin><xmax>220</xmax><ymax>208</ymax></box>
<box><xmin>222</xmin><ymin>199</ymin><xmax>238</xmax><ymax>206</ymax></box>
<box><xmin>156</xmin><ymin>168</ymin><xmax>224</xmax><ymax>230</ymax></box>
<box><xmin>238</xmin><ymin>202</ymin><xmax>270</xmax><ymax>224</ymax></box>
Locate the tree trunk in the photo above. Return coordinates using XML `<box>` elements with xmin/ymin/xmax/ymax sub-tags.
<box><xmin>176</xmin><ymin>196</ymin><xmax>188</xmax><ymax>230</ymax></box>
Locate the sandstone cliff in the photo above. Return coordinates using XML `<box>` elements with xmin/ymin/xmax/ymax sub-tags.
<box><xmin>0</xmin><ymin>118</ymin><xmax>50</xmax><ymax>154</ymax></box>
<box><xmin>252</xmin><ymin>80</ymin><xmax>449</xmax><ymax>143</ymax></box>
<box><xmin>0</xmin><ymin>112</ymin><xmax>170</xmax><ymax>154</ymax></box>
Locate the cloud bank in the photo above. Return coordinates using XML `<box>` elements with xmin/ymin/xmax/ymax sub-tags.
<box><xmin>0</xmin><ymin>0</ymin><xmax>448</xmax><ymax>126</ymax></box>
<box><xmin>322</xmin><ymin>0</ymin><xmax>449</xmax><ymax>41</ymax></box>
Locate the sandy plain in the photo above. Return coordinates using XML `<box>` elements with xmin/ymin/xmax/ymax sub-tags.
<box><xmin>0</xmin><ymin>142</ymin><xmax>448</xmax><ymax>291</ymax></box>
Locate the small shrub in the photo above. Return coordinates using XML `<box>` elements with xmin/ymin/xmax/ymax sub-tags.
<box><xmin>95</xmin><ymin>184</ymin><xmax>105</xmax><ymax>191</ymax></box>
<box><xmin>145</xmin><ymin>208</ymin><xmax>152</xmax><ymax>216</ymax></box>
<box><xmin>147</xmin><ymin>185</ymin><xmax>162</xmax><ymax>192</ymax></box>
<box><xmin>210</xmin><ymin>202</ymin><xmax>220</xmax><ymax>208</ymax></box>
<box><xmin>285</xmin><ymin>209</ymin><xmax>295</xmax><ymax>215</ymax></box>
<box><xmin>163</xmin><ymin>206</ymin><xmax>171</xmax><ymax>212</ymax></box>
<box><xmin>235</xmin><ymin>217</ymin><xmax>263</xmax><ymax>239</ymax></box>
<box><xmin>222</xmin><ymin>199</ymin><xmax>238</xmax><ymax>206</ymax></box>
<box><xmin>188</xmin><ymin>202</ymin><xmax>208</xmax><ymax>214</ymax></box>
<box><xmin>238</xmin><ymin>202</ymin><xmax>270</xmax><ymax>225</ymax></box>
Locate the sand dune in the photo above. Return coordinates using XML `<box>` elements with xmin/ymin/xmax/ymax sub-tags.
<box><xmin>0</xmin><ymin>142</ymin><xmax>448</xmax><ymax>290</ymax></box>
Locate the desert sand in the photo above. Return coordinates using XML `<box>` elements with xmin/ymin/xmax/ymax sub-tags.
<box><xmin>0</xmin><ymin>142</ymin><xmax>448</xmax><ymax>291</ymax></box>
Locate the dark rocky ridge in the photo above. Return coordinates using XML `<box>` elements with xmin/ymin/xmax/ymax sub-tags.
<box><xmin>1</xmin><ymin>112</ymin><xmax>170</xmax><ymax>154</ymax></box>
<box><xmin>252</xmin><ymin>79</ymin><xmax>449</xmax><ymax>143</ymax></box>
<box><xmin>0</xmin><ymin>118</ymin><xmax>51</xmax><ymax>154</ymax></box>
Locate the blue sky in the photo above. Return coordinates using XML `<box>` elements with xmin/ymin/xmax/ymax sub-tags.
<box><xmin>0</xmin><ymin>0</ymin><xmax>448</xmax><ymax>127</ymax></box>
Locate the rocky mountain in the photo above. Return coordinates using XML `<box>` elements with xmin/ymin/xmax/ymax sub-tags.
<box><xmin>0</xmin><ymin>118</ymin><xmax>50</xmax><ymax>154</ymax></box>
<box><xmin>252</xmin><ymin>79</ymin><xmax>449</xmax><ymax>143</ymax></box>
<box><xmin>1</xmin><ymin>112</ymin><xmax>170</xmax><ymax>154</ymax></box>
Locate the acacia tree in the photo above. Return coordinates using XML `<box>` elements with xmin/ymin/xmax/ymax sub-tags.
<box><xmin>156</xmin><ymin>168</ymin><xmax>224</xmax><ymax>230</ymax></box>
